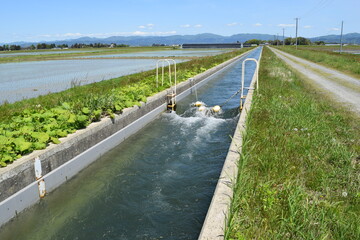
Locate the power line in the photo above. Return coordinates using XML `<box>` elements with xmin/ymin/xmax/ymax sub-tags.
<box><xmin>300</xmin><ymin>0</ymin><xmax>334</xmax><ymax>18</ymax></box>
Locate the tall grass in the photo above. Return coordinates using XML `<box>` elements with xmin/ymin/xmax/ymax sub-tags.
<box><xmin>275</xmin><ymin>46</ymin><xmax>360</xmax><ymax>77</ymax></box>
<box><xmin>226</xmin><ymin>47</ymin><xmax>360</xmax><ymax>239</ymax></box>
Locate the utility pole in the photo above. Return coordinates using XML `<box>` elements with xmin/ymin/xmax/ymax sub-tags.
<box><xmin>277</xmin><ymin>33</ymin><xmax>279</xmax><ymax>46</ymax></box>
<box><xmin>340</xmin><ymin>21</ymin><xmax>344</xmax><ymax>54</ymax></box>
<box><xmin>295</xmin><ymin>18</ymin><xmax>299</xmax><ymax>49</ymax></box>
<box><xmin>283</xmin><ymin>28</ymin><xmax>285</xmax><ymax>47</ymax></box>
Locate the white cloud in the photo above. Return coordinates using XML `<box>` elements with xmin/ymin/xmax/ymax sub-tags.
<box><xmin>132</xmin><ymin>31</ymin><xmax>176</xmax><ymax>36</ymax></box>
<box><xmin>254</xmin><ymin>23</ymin><xmax>262</xmax><ymax>27</ymax></box>
<box><xmin>180</xmin><ymin>24</ymin><xmax>202</xmax><ymax>28</ymax></box>
<box><xmin>331</xmin><ymin>27</ymin><xmax>340</xmax><ymax>31</ymax></box>
<box><xmin>62</xmin><ymin>33</ymin><xmax>83</xmax><ymax>37</ymax></box>
<box><xmin>227</xmin><ymin>22</ymin><xmax>238</xmax><ymax>26</ymax></box>
<box><xmin>39</xmin><ymin>34</ymin><xmax>52</xmax><ymax>38</ymax></box>
<box><xmin>303</xmin><ymin>25</ymin><xmax>312</xmax><ymax>29</ymax></box>
<box><xmin>278</xmin><ymin>24</ymin><xmax>295</xmax><ymax>27</ymax></box>
<box><xmin>138</xmin><ymin>23</ymin><xmax>155</xmax><ymax>29</ymax></box>
<box><xmin>132</xmin><ymin>31</ymin><xmax>147</xmax><ymax>36</ymax></box>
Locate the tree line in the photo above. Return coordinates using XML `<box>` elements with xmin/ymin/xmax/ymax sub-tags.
<box><xmin>0</xmin><ymin>45</ymin><xmax>22</xmax><ymax>51</ymax></box>
<box><xmin>0</xmin><ymin>43</ymin><xmax>129</xmax><ymax>51</ymax></box>
<box><xmin>70</xmin><ymin>43</ymin><xmax>129</xmax><ymax>48</ymax></box>
<box><xmin>244</xmin><ymin>37</ymin><xmax>324</xmax><ymax>46</ymax></box>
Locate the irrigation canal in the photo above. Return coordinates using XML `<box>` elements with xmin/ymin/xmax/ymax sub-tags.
<box><xmin>0</xmin><ymin>47</ymin><xmax>262</xmax><ymax>240</ymax></box>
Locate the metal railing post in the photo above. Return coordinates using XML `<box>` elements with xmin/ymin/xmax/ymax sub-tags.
<box><xmin>155</xmin><ymin>59</ymin><xmax>177</xmax><ymax>112</ymax></box>
<box><xmin>241</xmin><ymin>58</ymin><xmax>259</xmax><ymax>109</ymax></box>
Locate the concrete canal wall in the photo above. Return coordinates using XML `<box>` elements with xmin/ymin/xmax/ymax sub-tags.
<box><xmin>0</xmin><ymin>49</ymin><xmax>254</xmax><ymax>227</ymax></box>
<box><xmin>198</xmin><ymin>47</ymin><xmax>263</xmax><ymax>239</ymax></box>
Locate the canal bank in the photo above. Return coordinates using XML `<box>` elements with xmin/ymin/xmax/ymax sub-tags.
<box><xmin>199</xmin><ymin>48</ymin><xmax>263</xmax><ymax>239</ymax></box>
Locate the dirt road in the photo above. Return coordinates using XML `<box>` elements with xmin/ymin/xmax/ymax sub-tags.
<box><xmin>269</xmin><ymin>47</ymin><xmax>360</xmax><ymax>114</ymax></box>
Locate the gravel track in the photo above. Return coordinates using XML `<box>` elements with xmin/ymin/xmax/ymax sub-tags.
<box><xmin>269</xmin><ymin>47</ymin><xmax>360</xmax><ymax>114</ymax></box>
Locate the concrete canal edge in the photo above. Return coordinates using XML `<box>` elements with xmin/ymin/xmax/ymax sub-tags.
<box><xmin>0</xmin><ymin>49</ymin><xmax>255</xmax><ymax>228</ymax></box>
<box><xmin>198</xmin><ymin>48</ymin><xmax>263</xmax><ymax>240</ymax></box>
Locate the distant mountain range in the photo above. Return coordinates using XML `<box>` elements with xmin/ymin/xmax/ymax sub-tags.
<box><xmin>310</xmin><ymin>33</ymin><xmax>360</xmax><ymax>44</ymax></box>
<box><xmin>3</xmin><ymin>33</ymin><xmax>360</xmax><ymax>47</ymax></box>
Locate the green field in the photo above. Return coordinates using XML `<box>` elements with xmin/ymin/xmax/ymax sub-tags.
<box><xmin>274</xmin><ymin>45</ymin><xmax>360</xmax><ymax>77</ymax></box>
<box><xmin>226</xmin><ymin>47</ymin><xmax>360</xmax><ymax>239</ymax></box>
<box><xmin>295</xmin><ymin>45</ymin><xmax>360</xmax><ymax>52</ymax></box>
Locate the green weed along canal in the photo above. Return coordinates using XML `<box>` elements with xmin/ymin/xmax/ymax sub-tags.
<box><xmin>0</xmin><ymin>48</ymin><xmax>262</xmax><ymax>239</ymax></box>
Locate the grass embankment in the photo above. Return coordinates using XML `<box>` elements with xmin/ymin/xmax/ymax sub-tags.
<box><xmin>226</xmin><ymin>47</ymin><xmax>360</xmax><ymax>239</ymax></box>
<box><xmin>274</xmin><ymin>46</ymin><xmax>360</xmax><ymax>78</ymax></box>
<box><xmin>293</xmin><ymin>45</ymin><xmax>360</xmax><ymax>52</ymax></box>
<box><xmin>0</xmin><ymin>46</ymin><xmax>176</xmax><ymax>63</ymax></box>
<box><xmin>0</xmin><ymin>48</ymin><xmax>252</xmax><ymax>167</ymax></box>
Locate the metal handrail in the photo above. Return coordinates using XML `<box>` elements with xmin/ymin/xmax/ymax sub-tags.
<box><xmin>240</xmin><ymin>58</ymin><xmax>259</xmax><ymax>109</ymax></box>
<box><xmin>156</xmin><ymin>59</ymin><xmax>171</xmax><ymax>87</ymax></box>
<box><xmin>156</xmin><ymin>59</ymin><xmax>177</xmax><ymax>106</ymax></box>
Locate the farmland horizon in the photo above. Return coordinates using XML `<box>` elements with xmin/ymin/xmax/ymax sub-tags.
<box><xmin>2</xmin><ymin>32</ymin><xmax>360</xmax><ymax>47</ymax></box>
<box><xmin>1</xmin><ymin>0</ymin><xmax>359</xmax><ymax>43</ymax></box>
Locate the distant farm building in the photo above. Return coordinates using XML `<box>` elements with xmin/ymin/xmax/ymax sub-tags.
<box><xmin>181</xmin><ymin>43</ymin><xmax>242</xmax><ymax>49</ymax></box>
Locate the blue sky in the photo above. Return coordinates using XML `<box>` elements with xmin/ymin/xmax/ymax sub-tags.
<box><xmin>1</xmin><ymin>0</ymin><xmax>359</xmax><ymax>43</ymax></box>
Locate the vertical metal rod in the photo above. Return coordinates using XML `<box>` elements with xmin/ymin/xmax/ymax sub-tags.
<box><xmin>190</xmin><ymin>78</ymin><xmax>198</xmax><ymax>101</ymax></box>
<box><xmin>167</xmin><ymin>59</ymin><xmax>177</xmax><ymax>106</ymax></box>
<box><xmin>165</xmin><ymin>59</ymin><xmax>171</xmax><ymax>86</ymax></box>
<box><xmin>162</xmin><ymin>61</ymin><xmax>164</xmax><ymax>86</ymax></box>
<box><xmin>156</xmin><ymin>61</ymin><xmax>159</xmax><ymax>88</ymax></box>
<box><xmin>194</xmin><ymin>80</ymin><xmax>198</xmax><ymax>101</ymax></box>
<box><xmin>168</xmin><ymin>61</ymin><xmax>171</xmax><ymax>86</ymax></box>
<box><xmin>340</xmin><ymin>21</ymin><xmax>344</xmax><ymax>54</ymax></box>
<box><xmin>173</xmin><ymin>60</ymin><xmax>177</xmax><ymax>104</ymax></box>
<box><xmin>295</xmin><ymin>18</ymin><xmax>299</xmax><ymax>49</ymax></box>
<box><xmin>283</xmin><ymin>28</ymin><xmax>285</xmax><ymax>47</ymax></box>
<box><xmin>241</xmin><ymin>58</ymin><xmax>259</xmax><ymax>108</ymax></box>
<box><xmin>241</xmin><ymin>60</ymin><xmax>246</xmax><ymax>108</ymax></box>
<box><xmin>256</xmin><ymin>60</ymin><xmax>259</xmax><ymax>91</ymax></box>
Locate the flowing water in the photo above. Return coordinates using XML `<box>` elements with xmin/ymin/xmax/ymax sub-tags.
<box><xmin>0</xmin><ymin>48</ymin><xmax>262</xmax><ymax>240</ymax></box>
